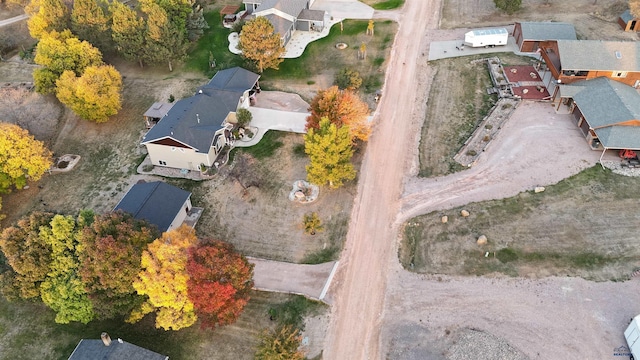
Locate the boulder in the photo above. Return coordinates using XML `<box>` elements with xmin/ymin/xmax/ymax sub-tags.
<box><xmin>476</xmin><ymin>235</ymin><xmax>487</xmax><ymax>245</ymax></box>
<box><xmin>441</xmin><ymin>215</ymin><xmax>448</xmax><ymax>224</ymax></box>
<box><xmin>460</xmin><ymin>210</ymin><xmax>470</xmax><ymax>217</ymax></box>
<box><xmin>534</xmin><ymin>186</ymin><xmax>545</xmax><ymax>193</ymax></box>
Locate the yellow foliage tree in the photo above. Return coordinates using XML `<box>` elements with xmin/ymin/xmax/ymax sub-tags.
<box><xmin>129</xmin><ymin>225</ymin><xmax>198</xmax><ymax>330</ymax></box>
<box><xmin>26</xmin><ymin>0</ymin><xmax>70</xmax><ymax>40</ymax></box>
<box><xmin>0</xmin><ymin>123</ymin><xmax>52</xmax><ymax>193</ymax></box>
<box><xmin>238</xmin><ymin>16</ymin><xmax>285</xmax><ymax>73</ymax></box>
<box><xmin>55</xmin><ymin>65</ymin><xmax>122</xmax><ymax>123</ymax></box>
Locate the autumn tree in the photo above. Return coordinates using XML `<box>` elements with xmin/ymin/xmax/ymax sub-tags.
<box><xmin>304</xmin><ymin>117</ymin><xmax>356</xmax><ymax>189</ymax></box>
<box><xmin>0</xmin><ymin>123</ymin><xmax>53</xmax><ymax>193</ymax></box>
<box><xmin>39</xmin><ymin>213</ymin><xmax>95</xmax><ymax>324</ymax></box>
<box><xmin>129</xmin><ymin>225</ymin><xmax>198</xmax><ymax>330</ymax></box>
<box><xmin>631</xmin><ymin>0</ymin><xmax>640</xmax><ymax>18</ymax></box>
<box><xmin>77</xmin><ymin>211</ymin><xmax>158</xmax><ymax>320</ymax></box>
<box><xmin>0</xmin><ymin>212</ymin><xmax>55</xmax><ymax>299</ymax></box>
<box><xmin>26</xmin><ymin>0</ymin><xmax>70</xmax><ymax>39</ymax></box>
<box><xmin>493</xmin><ymin>0</ymin><xmax>521</xmax><ymax>14</ymax></box>
<box><xmin>255</xmin><ymin>325</ymin><xmax>305</xmax><ymax>360</ymax></box>
<box><xmin>33</xmin><ymin>29</ymin><xmax>103</xmax><ymax>94</ymax></box>
<box><xmin>238</xmin><ymin>16</ymin><xmax>285</xmax><ymax>73</ymax></box>
<box><xmin>186</xmin><ymin>240</ymin><xmax>253</xmax><ymax>329</ymax></box>
<box><xmin>71</xmin><ymin>0</ymin><xmax>112</xmax><ymax>51</ymax></box>
<box><xmin>141</xmin><ymin>2</ymin><xmax>187</xmax><ymax>71</ymax></box>
<box><xmin>55</xmin><ymin>65</ymin><xmax>123</xmax><ymax>123</ymax></box>
<box><xmin>306</xmin><ymin>86</ymin><xmax>371</xmax><ymax>142</ymax></box>
<box><xmin>110</xmin><ymin>1</ymin><xmax>146</xmax><ymax>67</ymax></box>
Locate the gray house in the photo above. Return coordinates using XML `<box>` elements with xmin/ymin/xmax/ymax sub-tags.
<box><xmin>68</xmin><ymin>333</ymin><xmax>168</xmax><ymax>360</ymax></box>
<box><xmin>243</xmin><ymin>0</ymin><xmax>325</xmax><ymax>46</ymax></box>
<box><xmin>142</xmin><ymin>67</ymin><xmax>260</xmax><ymax>171</ymax></box>
<box><xmin>558</xmin><ymin>77</ymin><xmax>640</xmax><ymax>150</ymax></box>
<box><xmin>114</xmin><ymin>181</ymin><xmax>192</xmax><ymax>232</ymax></box>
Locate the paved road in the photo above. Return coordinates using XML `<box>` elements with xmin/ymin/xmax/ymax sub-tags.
<box><xmin>0</xmin><ymin>14</ymin><xmax>28</xmax><ymax>28</ymax></box>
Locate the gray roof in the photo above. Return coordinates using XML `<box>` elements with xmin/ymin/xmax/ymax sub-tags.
<box><xmin>558</xmin><ymin>40</ymin><xmax>640</xmax><ymax>71</ymax></box>
<box><xmin>516</xmin><ymin>22</ymin><xmax>576</xmax><ymax>41</ymax></box>
<box><xmin>298</xmin><ymin>9</ymin><xmax>325</xmax><ymax>21</ymax></box>
<box><xmin>114</xmin><ymin>181</ymin><xmax>191</xmax><ymax>232</ymax></box>
<box><xmin>144</xmin><ymin>102</ymin><xmax>174</xmax><ymax>119</ymax></box>
<box><xmin>142</xmin><ymin>67</ymin><xmax>259</xmax><ymax>150</ymax></box>
<box><xmin>264</xmin><ymin>13</ymin><xmax>293</xmax><ymax>38</ymax></box>
<box><xmin>570</xmin><ymin>77</ymin><xmax>640</xmax><ymax>149</ymax></box>
<box><xmin>255</xmin><ymin>0</ymin><xmax>308</xmax><ymax>17</ymax></box>
<box><xmin>620</xmin><ymin>9</ymin><xmax>634</xmax><ymax>23</ymax></box>
<box><xmin>68</xmin><ymin>339</ymin><xmax>168</xmax><ymax>360</ymax></box>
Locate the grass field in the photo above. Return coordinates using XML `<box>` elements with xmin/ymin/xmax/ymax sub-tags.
<box><xmin>400</xmin><ymin>166</ymin><xmax>640</xmax><ymax>281</ymax></box>
<box><xmin>0</xmin><ymin>291</ymin><xmax>326</xmax><ymax>360</ymax></box>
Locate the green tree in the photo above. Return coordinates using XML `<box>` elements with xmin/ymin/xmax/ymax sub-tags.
<box><xmin>238</xmin><ymin>16</ymin><xmax>285</xmax><ymax>73</ymax></box>
<box><xmin>39</xmin><ymin>214</ymin><xmax>95</xmax><ymax>324</ymax></box>
<box><xmin>110</xmin><ymin>1</ymin><xmax>146</xmax><ymax>67</ymax></box>
<box><xmin>304</xmin><ymin>117</ymin><xmax>356</xmax><ymax>189</ymax></box>
<box><xmin>142</xmin><ymin>2</ymin><xmax>187</xmax><ymax>71</ymax></box>
<box><xmin>26</xmin><ymin>0</ymin><xmax>70</xmax><ymax>39</ymax></box>
<box><xmin>236</xmin><ymin>108</ymin><xmax>252</xmax><ymax>128</ymax></box>
<box><xmin>0</xmin><ymin>212</ymin><xmax>55</xmax><ymax>299</ymax></box>
<box><xmin>186</xmin><ymin>2</ymin><xmax>208</xmax><ymax>41</ymax></box>
<box><xmin>55</xmin><ymin>65</ymin><xmax>123</xmax><ymax>123</ymax></box>
<box><xmin>0</xmin><ymin>123</ymin><xmax>53</xmax><ymax>193</ymax></box>
<box><xmin>33</xmin><ymin>29</ymin><xmax>103</xmax><ymax>94</ymax></box>
<box><xmin>493</xmin><ymin>0</ymin><xmax>522</xmax><ymax>14</ymax></box>
<box><xmin>78</xmin><ymin>211</ymin><xmax>158</xmax><ymax>320</ymax></box>
<box><xmin>255</xmin><ymin>325</ymin><xmax>305</xmax><ymax>360</ymax></box>
<box><xmin>335</xmin><ymin>68</ymin><xmax>363</xmax><ymax>91</ymax></box>
<box><xmin>129</xmin><ymin>225</ymin><xmax>198</xmax><ymax>330</ymax></box>
<box><xmin>71</xmin><ymin>0</ymin><xmax>112</xmax><ymax>52</ymax></box>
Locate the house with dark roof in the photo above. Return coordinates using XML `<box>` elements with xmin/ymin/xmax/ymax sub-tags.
<box><xmin>618</xmin><ymin>9</ymin><xmax>639</xmax><ymax>32</ymax></box>
<box><xmin>141</xmin><ymin>67</ymin><xmax>260</xmax><ymax>171</ymax></box>
<box><xmin>68</xmin><ymin>333</ymin><xmax>168</xmax><ymax>360</ymax></box>
<box><xmin>513</xmin><ymin>22</ymin><xmax>576</xmax><ymax>52</ymax></box>
<box><xmin>555</xmin><ymin>77</ymin><xmax>640</xmax><ymax>151</ymax></box>
<box><xmin>114</xmin><ymin>181</ymin><xmax>192</xmax><ymax>232</ymax></box>
<box><xmin>243</xmin><ymin>0</ymin><xmax>326</xmax><ymax>46</ymax></box>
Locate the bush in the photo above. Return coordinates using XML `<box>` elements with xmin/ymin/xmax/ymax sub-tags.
<box><xmin>335</xmin><ymin>68</ymin><xmax>362</xmax><ymax>90</ymax></box>
<box><xmin>142</xmin><ymin>164</ymin><xmax>154</xmax><ymax>172</ymax></box>
<box><xmin>236</xmin><ymin>108</ymin><xmax>252</xmax><ymax>127</ymax></box>
<box><xmin>496</xmin><ymin>248</ymin><xmax>519</xmax><ymax>263</ymax></box>
<box><xmin>232</xmin><ymin>20</ymin><xmax>245</xmax><ymax>34</ymax></box>
<box><xmin>293</xmin><ymin>143</ymin><xmax>306</xmax><ymax>157</ymax></box>
<box><xmin>303</xmin><ymin>212</ymin><xmax>323</xmax><ymax>235</ymax></box>
<box><xmin>363</xmin><ymin>74</ymin><xmax>382</xmax><ymax>94</ymax></box>
<box><xmin>493</xmin><ymin>0</ymin><xmax>522</xmax><ymax>14</ymax></box>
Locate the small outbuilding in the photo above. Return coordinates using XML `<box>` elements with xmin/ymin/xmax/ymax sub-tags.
<box><xmin>618</xmin><ymin>10</ymin><xmax>640</xmax><ymax>32</ymax></box>
<box><xmin>114</xmin><ymin>181</ymin><xmax>192</xmax><ymax>232</ymax></box>
<box><xmin>143</xmin><ymin>102</ymin><xmax>174</xmax><ymax>129</ymax></box>
<box><xmin>513</xmin><ymin>22</ymin><xmax>576</xmax><ymax>52</ymax></box>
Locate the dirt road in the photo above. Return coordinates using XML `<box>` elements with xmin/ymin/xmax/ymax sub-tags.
<box><xmin>322</xmin><ymin>0</ymin><xmax>441</xmax><ymax>358</ymax></box>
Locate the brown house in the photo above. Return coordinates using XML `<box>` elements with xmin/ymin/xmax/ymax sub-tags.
<box><xmin>618</xmin><ymin>10</ymin><xmax>640</xmax><ymax>32</ymax></box>
<box><xmin>513</xmin><ymin>22</ymin><xmax>576</xmax><ymax>52</ymax></box>
<box><xmin>539</xmin><ymin>40</ymin><xmax>640</xmax><ymax>101</ymax></box>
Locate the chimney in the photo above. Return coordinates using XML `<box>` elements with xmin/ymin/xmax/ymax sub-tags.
<box><xmin>101</xmin><ymin>332</ymin><xmax>112</xmax><ymax>346</ymax></box>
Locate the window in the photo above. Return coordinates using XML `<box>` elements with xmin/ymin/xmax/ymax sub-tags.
<box><xmin>171</xmin><ymin>147</ymin><xmax>176</xmax><ymax>151</ymax></box>
<box><xmin>159</xmin><ymin>160</ymin><xmax>167</xmax><ymax>165</ymax></box>
<box><xmin>179</xmin><ymin>148</ymin><xmax>185</xmax><ymax>153</ymax></box>
<box><xmin>613</xmin><ymin>72</ymin><xmax>627</xmax><ymax>78</ymax></box>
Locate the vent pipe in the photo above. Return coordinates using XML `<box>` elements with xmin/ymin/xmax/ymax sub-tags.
<box><xmin>101</xmin><ymin>332</ymin><xmax>112</xmax><ymax>346</ymax></box>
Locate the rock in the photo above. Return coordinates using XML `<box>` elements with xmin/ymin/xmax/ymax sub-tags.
<box><xmin>534</xmin><ymin>186</ymin><xmax>545</xmax><ymax>193</ymax></box>
<box><xmin>477</xmin><ymin>235</ymin><xmax>487</xmax><ymax>245</ymax></box>
<box><xmin>441</xmin><ymin>215</ymin><xmax>448</xmax><ymax>223</ymax></box>
<box><xmin>460</xmin><ymin>210</ymin><xmax>470</xmax><ymax>217</ymax></box>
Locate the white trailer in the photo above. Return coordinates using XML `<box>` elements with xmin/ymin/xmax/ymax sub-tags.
<box><xmin>625</xmin><ymin>315</ymin><xmax>640</xmax><ymax>359</ymax></box>
<box><xmin>464</xmin><ymin>28</ymin><xmax>509</xmax><ymax>48</ymax></box>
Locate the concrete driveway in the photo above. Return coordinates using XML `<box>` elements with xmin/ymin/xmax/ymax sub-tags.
<box><xmin>249</xmin><ymin>257</ymin><xmax>339</xmax><ymax>302</ymax></box>
<box><xmin>428</xmin><ymin>36</ymin><xmax>527</xmax><ymax>61</ymax></box>
<box><xmin>311</xmin><ymin>0</ymin><xmax>374</xmax><ymax>20</ymax></box>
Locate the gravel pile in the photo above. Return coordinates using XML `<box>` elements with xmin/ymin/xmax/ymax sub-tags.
<box><xmin>446</xmin><ymin>328</ymin><xmax>529</xmax><ymax>360</ymax></box>
<box><xmin>601</xmin><ymin>160</ymin><xmax>640</xmax><ymax>177</ymax></box>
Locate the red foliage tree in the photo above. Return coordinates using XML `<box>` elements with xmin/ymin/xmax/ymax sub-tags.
<box><xmin>77</xmin><ymin>211</ymin><xmax>158</xmax><ymax>319</ymax></box>
<box><xmin>186</xmin><ymin>240</ymin><xmax>254</xmax><ymax>328</ymax></box>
